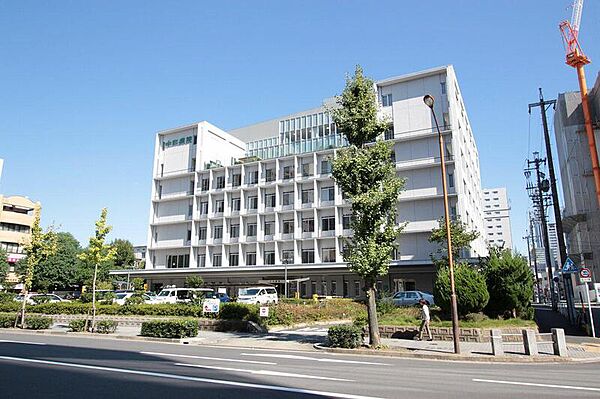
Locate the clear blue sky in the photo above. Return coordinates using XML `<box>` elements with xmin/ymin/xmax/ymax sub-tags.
<box><xmin>1</xmin><ymin>1</ymin><xmax>598</xmax><ymax>252</ymax></box>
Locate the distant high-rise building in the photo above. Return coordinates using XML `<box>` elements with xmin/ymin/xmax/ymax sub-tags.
<box><xmin>554</xmin><ymin>71</ymin><xmax>600</xmax><ymax>280</ymax></box>
<box><xmin>482</xmin><ymin>187</ymin><xmax>513</xmax><ymax>249</ymax></box>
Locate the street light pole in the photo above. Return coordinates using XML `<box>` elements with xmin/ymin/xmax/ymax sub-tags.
<box><xmin>424</xmin><ymin>95</ymin><xmax>460</xmax><ymax>354</ymax></box>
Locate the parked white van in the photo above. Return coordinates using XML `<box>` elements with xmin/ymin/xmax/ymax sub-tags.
<box><xmin>154</xmin><ymin>288</ymin><xmax>214</xmax><ymax>304</ymax></box>
<box><xmin>237</xmin><ymin>286</ymin><xmax>278</xmax><ymax>305</ymax></box>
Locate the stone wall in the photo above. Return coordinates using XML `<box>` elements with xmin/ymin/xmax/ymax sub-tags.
<box><xmin>379</xmin><ymin>325</ymin><xmax>537</xmax><ymax>343</ymax></box>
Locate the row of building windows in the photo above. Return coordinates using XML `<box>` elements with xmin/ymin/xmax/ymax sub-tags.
<box><xmin>197</xmin><ymin>215</ymin><xmax>351</xmax><ymax>240</ymax></box>
<box><xmin>197</xmin><ymin>188</ymin><xmax>339</xmax><ymax>215</ymax></box>
<box><xmin>195</xmin><ymin>247</ymin><xmax>338</xmax><ymax>267</ymax></box>
<box><xmin>0</xmin><ymin>222</ymin><xmax>30</xmax><ymax>234</ymax></box>
<box><xmin>0</xmin><ymin>242</ymin><xmax>23</xmax><ymax>254</ymax></box>
<box><xmin>2</xmin><ymin>205</ymin><xmax>34</xmax><ymax>215</ymax></box>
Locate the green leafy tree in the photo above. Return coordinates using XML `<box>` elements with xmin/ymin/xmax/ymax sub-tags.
<box><xmin>111</xmin><ymin>239</ymin><xmax>135</xmax><ymax>268</ymax></box>
<box><xmin>30</xmin><ymin>232</ymin><xmax>81</xmax><ymax>291</ymax></box>
<box><xmin>185</xmin><ymin>275</ymin><xmax>204</xmax><ymax>288</ymax></box>
<box><xmin>482</xmin><ymin>248</ymin><xmax>534</xmax><ymax>318</ymax></box>
<box><xmin>0</xmin><ymin>248</ymin><xmax>9</xmax><ymax>285</ymax></box>
<box><xmin>78</xmin><ymin>208</ymin><xmax>116</xmax><ymax>332</ymax></box>
<box><xmin>17</xmin><ymin>208</ymin><xmax>57</xmax><ymax>328</ymax></box>
<box><xmin>331</xmin><ymin>65</ymin><xmax>405</xmax><ymax>347</ymax></box>
<box><xmin>429</xmin><ymin>218</ymin><xmax>480</xmax><ymax>264</ymax></box>
<box><xmin>434</xmin><ymin>263</ymin><xmax>489</xmax><ymax>317</ymax></box>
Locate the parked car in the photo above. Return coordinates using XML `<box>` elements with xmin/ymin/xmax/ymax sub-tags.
<box><xmin>14</xmin><ymin>293</ymin><xmax>70</xmax><ymax>305</ymax></box>
<box><xmin>392</xmin><ymin>291</ymin><xmax>435</xmax><ymax>307</ymax></box>
<box><xmin>113</xmin><ymin>292</ymin><xmax>155</xmax><ymax>305</ymax></box>
<box><xmin>153</xmin><ymin>287</ymin><xmax>214</xmax><ymax>304</ymax></box>
<box><xmin>237</xmin><ymin>286</ymin><xmax>278</xmax><ymax>305</ymax></box>
<box><xmin>209</xmin><ymin>292</ymin><xmax>231</xmax><ymax>303</ymax></box>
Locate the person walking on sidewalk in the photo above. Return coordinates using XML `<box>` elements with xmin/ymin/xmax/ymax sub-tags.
<box><xmin>418</xmin><ymin>299</ymin><xmax>433</xmax><ymax>341</ymax></box>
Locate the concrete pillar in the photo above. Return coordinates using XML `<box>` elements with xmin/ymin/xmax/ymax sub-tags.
<box><xmin>522</xmin><ymin>329</ymin><xmax>538</xmax><ymax>356</ymax></box>
<box><xmin>551</xmin><ymin>328</ymin><xmax>567</xmax><ymax>357</ymax></box>
<box><xmin>490</xmin><ymin>329</ymin><xmax>504</xmax><ymax>356</ymax></box>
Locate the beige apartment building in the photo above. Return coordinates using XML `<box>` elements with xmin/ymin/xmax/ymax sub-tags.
<box><xmin>0</xmin><ymin>195</ymin><xmax>40</xmax><ymax>285</ymax></box>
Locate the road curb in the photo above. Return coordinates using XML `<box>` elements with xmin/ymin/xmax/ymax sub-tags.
<box><xmin>0</xmin><ymin>328</ymin><xmax>186</xmax><ymax>344</ymax></box>
<box><xmin>312</xmin><ymin>343</ymin><xmax>600</xmax><ymax>364</ymax></box>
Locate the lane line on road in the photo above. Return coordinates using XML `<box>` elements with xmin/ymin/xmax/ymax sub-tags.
<box><xmin>175</xmin><ymin>362</ymin><xmax>353</xmax><ymax>382</ymax></box>
<box><xmin>140</xmin><ymin>351</ymin><xmax>277</xmax><ymax>365</ymax></box>
<box><xmin>0</xmin><ymin>340</ymin><xmax>47</xmax><ymax>346</ymax></box>
<box><xmin>0</xmin><ymin>355</ymin><xmax>381</xmax><ymax>399</ymax></box>
<box><xmin>241</xmin><ymin>353</ymin><xmax>390</xmax><ymax>366</ymax></box>
<box><xmin>473</xmin><ymin>379</ymin><xmax>600</xmax><ymax>392</ymax></box>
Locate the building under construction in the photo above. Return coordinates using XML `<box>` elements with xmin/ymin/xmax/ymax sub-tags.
<box><xmin>554</xmin><ymin>71</ymin><xmax>600</xmax><ymax>282</ymax></box>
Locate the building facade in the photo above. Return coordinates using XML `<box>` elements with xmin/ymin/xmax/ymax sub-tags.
<box><xmin>113</xmin><ymin>66</ymin><xmax>487</xmax><ymax>297</ymax></box>
<box><xmin>0</xmin><ymin>195</ymin><xmax>40</xmax><ymax>285</ymax></box>
<box><xmin>482</xmin><ymin>187</ymin><xmax>513</xmax><ymax>249</ymax></box>
<box><xmin>554</xmin><ymin>71</ymin><xmax>600</xmax><ymax>282</ymax></box>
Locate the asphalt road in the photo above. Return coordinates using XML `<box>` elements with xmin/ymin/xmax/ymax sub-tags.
<box><xmin>0</xmin><ymin>332</ymin><xmax>599</xmax><ymax>399</ymax></box>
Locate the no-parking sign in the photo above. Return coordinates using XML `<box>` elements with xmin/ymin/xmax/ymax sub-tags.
<box><xmin>580</xmin><ymin>268</ymin><xmax>592</xmax><ymax>283</ymax></box>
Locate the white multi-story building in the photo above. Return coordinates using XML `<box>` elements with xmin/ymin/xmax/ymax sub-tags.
<box><xmin>113</xmin><ymin>66</ymin><xmax>487</xmax><ymax>297</ymax></box>
<box><xmin>482</xmin><ymin>187</ymin><xmax>513</xmax><ymax>249</ymax></box>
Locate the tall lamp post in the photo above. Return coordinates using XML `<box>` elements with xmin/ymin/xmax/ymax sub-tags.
<box><xmin>423</xmin><ymin>95</ymin><xmax>461</xmax><ymax>354</ymax></box>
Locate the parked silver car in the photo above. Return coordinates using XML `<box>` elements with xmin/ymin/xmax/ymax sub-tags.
<box><xmin>392</xmin><ymin>291</ymin><xmax>434</xmax><ymax>306</ymax></box>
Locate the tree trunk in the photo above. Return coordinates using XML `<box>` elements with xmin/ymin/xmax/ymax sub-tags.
<box><xmin>365</xmin><ymin>279</ymin><xmax>381</xmax><ymax>347</ymax></box>
<box><xmin>16</xmin><ymin>288</ymin><xmax>28</xmax><ymax>328</ymax></box>
<box><xmin>91</xmin><ymin>262</ymin><xmax>98</xmax><ymax>333</ymax></box>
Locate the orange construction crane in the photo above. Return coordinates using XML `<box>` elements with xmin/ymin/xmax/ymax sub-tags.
<box><xmin>559</xmin><ymin>0</ymin><xmax>600</xmax><ymax>207</ymax></box>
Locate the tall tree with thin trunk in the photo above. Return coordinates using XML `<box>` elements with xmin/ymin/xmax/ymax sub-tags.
<box><xmin>331</xmin><ymin>65</ymin><xmax>405</xmax><ymax>347</ymax></box>
<box><xmin>16</xmin><ymin>208</ymin><xmax>56</xmax><ymax>328</ymax></box>
<box><xmin>78</xmin><ymin>208</ymin><xmax>116</xmax><ymax>332</ymax></box>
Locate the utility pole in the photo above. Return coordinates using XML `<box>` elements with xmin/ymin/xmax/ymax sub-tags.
<box><xmin>525</xmin><ymin>154</ymin><xmax>557</xmax><ymax>310</ymax></box>
<box><xmin>528</xmin><ymin>213</ymin><xmax>542</xmax><ymax>302</ymax></box>
<box><xmin>529</xmin><ymin>89</ymin><xmax>575</xmax><ymax>322</ymax></box>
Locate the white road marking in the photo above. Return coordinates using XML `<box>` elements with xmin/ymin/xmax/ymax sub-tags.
<box><xmin>0</xmin><ymin>340</ymin><xmax>46</xmax><ymax>346</ymax></box>
<box><xmin>0</xmin><ymin>356</ymin><xmax>381</xmax><ymax>399</ymax></box>
<box><xmin>140</xmin><ymin>351</ymin><xmax>276</xmax><ymax>365</ymax></box>
<box><xmin>241</xmin><ymin>353</ymin><xmax>390</xmax><ymax>366</ymax></box>
<box><xmin>175</xmin><ymin>362</ymin><xmax>353</xmax><ymax>382</ymax></box>
<box><xmin>473</xmin><ymin>378</ymin><xmax>600</xmax><ymax>392</ymax></box>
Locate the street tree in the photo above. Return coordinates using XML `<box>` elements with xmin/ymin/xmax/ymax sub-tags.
<box><xmin>482</xmin><ymin>248</ymin><xmax>534</xmax><ymax>318</ymax></box>
<box><xmin>111</xmin><ymin>239</ymin><xmax>135</xmax><ymax>268</ymax></box>
<box><xmin>434</xmin><ymin>263</ymin><xmax>489</xmax><ymax>316</ymax></box>
<box><xmin>429</xmin><ymin>217</ymin><xmax>480</xmax><ymax>264</ymax></box>
<box><xmin>185</xmin><ymin>275</ymin><xmax>204</xmax><ymax>288</ymax></box>
<box><xmin>17</xmin><ymin>208</ymin><xmax>57</xmax><ymax>328</ymax></box>
<box><xmin>78</xmin><ymin>208</ymin><xmax>116</xmax><ymax>332</ymax></box>
<box><xmin>331</xmin><ymin>65</ymin><xmax>404</xmax><ymax>347</ymax></box>
<box><xmin>31</xmin><ymin>232</ymin><xmax>81</xmax><ymax>291</ymax></box>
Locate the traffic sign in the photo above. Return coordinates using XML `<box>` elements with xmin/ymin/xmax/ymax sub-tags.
<box><xmin>580</xmin><ymin>268</ymin><xmax>592</xmax><ymax>283</ymax></box>
<box><xmin>562</xmin><ymin>257</ymin><xmax>578</xmax><ymax>273</ymax></box>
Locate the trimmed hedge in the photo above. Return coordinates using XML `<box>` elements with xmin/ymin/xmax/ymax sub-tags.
<box><xmin>0</xmin><ymin>313</ymin><xmax>17</xmax><ymax>328</ymax></box>
<box><xmin>25</xmin><ymin>315</ymin><xmax>52</xmax><ymax>330</ymax></box>
<box><xmin>141</xmin><ymin>319</ymin><xmax>198</xmax><ymax>338</ymax></box>
<box><xmin>68</xmin><ymin>319</ymin><xmax>87</xmax><ymax>332</ymax></box>
<box><xmin>95</xmin><ymin>320</ymin><xmax>118</xmax><ymax>334</ymax></box>
<box><xmin>327</xmin><ymin>325</ymin><xmax>362</xmax><ymax>349</ymax></box>
<box><xmin>219</xmin><ymin>303</ymin><xmax>260</xmax><ymax>323</ymax></box>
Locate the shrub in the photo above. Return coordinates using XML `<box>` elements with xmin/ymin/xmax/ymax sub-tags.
<box><xmin>141</xmin><ymin>319</ymin><xmax>198</xmax><ymax>338</ymax></box>
<box><xmin>327</xmin><ymin>325</ymin><xmax>362</xmax><ymax>349</ymax></box>
<box><xmin>434</xmin><ymin>263</ymin><xmax>489</xmax><ymax>317</ymax></box>
<box><xmin>219</xmin><ymin>303</ymin><xmax>260</xmax><ymax>323</ymax></box>
<box><xmin>0</xmin><ymin>292</ymin><xmax>16</xmax><ymax>303</ymax></box>
<box><xmin>95</xmin><ymin>320</ymin><xmax>118</xmax><ymax>334</ymax></box>
<box><xmin>463</xmin><ymin>312</ymin><xmax>488</xmax><ymax>323</ymax></box>
<box><xmin>0</xmin><ymin>313</ymin><xmax>17</xmax><ymax>328</ymax></box>
<box><xmin>25</xmin><ymin>315</ymin><xmax>52</xmax><ymax>330</ymax></box>
<box><xmin>482</xmin><ymin>249</ymin><xmax>534</xmax><ymax>319</ymax></box>
<box><xmin>124</xmin><ymin>295</ymin><xmax>145</xmax><ymax>306</ymax></box>
<box><xmin>376</xmin><ymin>297</ymin><xmax>395</xmax><ymax>316</ymax></box>
<box><xmin>68</xmin><ymin>319</ymin><xmax>87</xmax><ymax>332</ymax></box>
